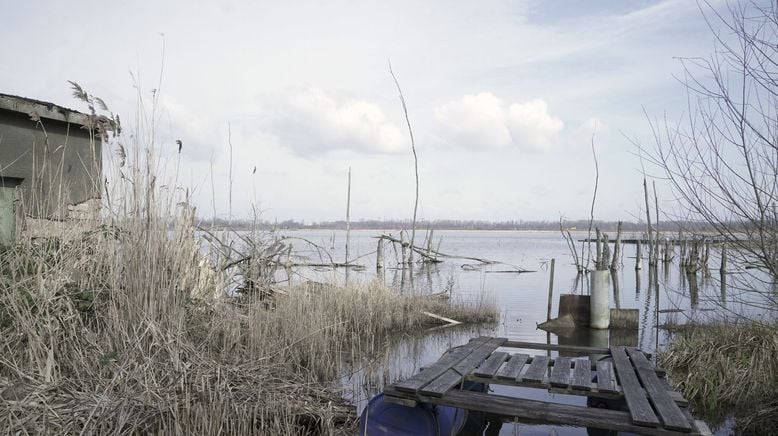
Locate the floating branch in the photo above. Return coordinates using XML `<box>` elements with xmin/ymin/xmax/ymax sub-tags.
<box><xmin>422</xmin><ymin>311</ymin><xmax>461</xmax><ymax>326</ymax></box>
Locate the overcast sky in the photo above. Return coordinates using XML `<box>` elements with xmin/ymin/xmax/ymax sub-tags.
<box><xmin>0</xmin><ymin>0</ymin><xmax>734</xmax><ymax>222</ymax></box>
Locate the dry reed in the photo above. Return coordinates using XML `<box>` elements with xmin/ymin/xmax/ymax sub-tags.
<box><xmin>659</xmin><ymin>321</ymin><xmax>778</xmax><ymax>434</ymax></box>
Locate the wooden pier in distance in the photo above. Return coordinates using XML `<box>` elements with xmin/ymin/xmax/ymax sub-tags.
<box><xmin>383</xmin><ymin>337</ymin><xmax>711</xmax><ymax>435</ymax></box>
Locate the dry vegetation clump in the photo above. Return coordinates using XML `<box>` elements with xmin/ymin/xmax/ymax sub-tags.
<box><xmin>0</xmin><ymin>210</ymin><xmax>353</xmax><ymax>435</ymax></box>
<box><xmin>260</xmin><ymin>282</ymin><xmax>497</xmax><ymax>379</ymax></box>
<box><xmin>659</xmin><ymin>321</ymin><xmax>778</xmax><ymax>434</ymax></box>
<box><xmin>0</xmin><ymin>210</ymin><xmax>497</xmax><ymax>434</ymax></box>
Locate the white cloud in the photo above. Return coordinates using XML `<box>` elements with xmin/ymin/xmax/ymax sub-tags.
<box><xmin>434</xmin><ymin>93</ymin><xmax>563</xmax><ymax>151</ymax></box>
<box><xmin>573</xmin><ymin>117</ymin><xmax>610</xmax><ymax>150</ymax></box>
<box><xmin>268</xmin><ymin>87</ymin><xmax>406</xmax><ymax>155</ymax></box>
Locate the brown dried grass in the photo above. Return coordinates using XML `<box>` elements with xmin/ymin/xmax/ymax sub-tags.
<box><xmin>0</xmin><ymin>152</ymin><xmax>496</xmax><ymax>435</ymax></box>
<box><xmin>659</xmin><ymin>321</ymin><xmax>778</xmax><ymax>434</ymax></box>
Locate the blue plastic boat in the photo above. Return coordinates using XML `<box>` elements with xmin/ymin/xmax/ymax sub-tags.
<box><xmin>357</xmin><ymin>381</ymin><xmax>488</xmax><ymax>436</ymax></box>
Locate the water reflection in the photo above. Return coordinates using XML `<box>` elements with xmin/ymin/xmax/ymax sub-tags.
<box><xmin>612</xmin><ymin>271</ymin><xmax>621</xmax><ymax>309</ymax></box>
<box><xmin>635</xmin><ymin>268</ymin><xmax>641</xmax><ymax>297</ymax></box>
<box><xmin>271</xmin><ymin>230</ymin><xmax>777</xmax><ymax>434</ymax></box>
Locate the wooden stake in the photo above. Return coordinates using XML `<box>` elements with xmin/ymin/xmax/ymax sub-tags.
<box><xmin>376</xmin><ymin>237</ymin><xmax>384</xmax><ymax>270</ymax></box>
<box><xmin>643</xmin><ymin>178</ymin><xmax>654</xmax><ymax>267</ymax></box>
<box><xmin>546</xmin><ymin>258</ymin><xmax>555</xmax><ymax>322</ymax></box>
<box><xmin>653</xmin><ymin>180</ymin><xmax>660</xmax><ymax>266</ymax></box>
<box><xmin>595</xmin><ymin>228</ymin><xmax>602</xmax><ymax>270</ymax></box>
<box><xmin>345</xmin><ymin>166</ymin><xmax>351</xmax><ymax>265</ymax></box>
<box><xmin>611</xmin><ymin>221</ymin><xmax>622</xmax><ymax>271</ymax></box>
<box><xmin>635</xmin><ymin>240</ymin><xmax>642</xmax><ymax>270</ymax></box>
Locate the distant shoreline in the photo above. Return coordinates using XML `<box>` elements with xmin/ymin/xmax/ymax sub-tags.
<box><xmin>196</xmin><ymin>218</ymin><xmax>721</xmax><ymax>233</ymax></box>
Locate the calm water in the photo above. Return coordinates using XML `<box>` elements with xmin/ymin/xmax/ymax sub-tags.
<box><xmin>279</xmin><ymin>229</ymin><xmax>769</xmax><ymax>435</ymax></box>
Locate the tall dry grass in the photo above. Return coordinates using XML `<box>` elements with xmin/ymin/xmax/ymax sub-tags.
<box><xmin>659</xmin><ymin>321</ymin><xmax>778</xmax><ymax>434</ymax></box>
<box><xmin>0</xmin><ymin>87</ymin><xmax>497</xmax><ymax>434</ymax></box>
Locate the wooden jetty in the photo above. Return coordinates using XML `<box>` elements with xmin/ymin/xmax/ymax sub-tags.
<box><xmin>383</xmin><ymin>337</ymin><xmax>711</xmax><ymax>435</ymax></box>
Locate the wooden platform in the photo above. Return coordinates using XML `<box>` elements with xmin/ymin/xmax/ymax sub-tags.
<box><xmin>384</xmin><ymin>337</ymin><xmax>711</xmax><ymax>435</ymax></box>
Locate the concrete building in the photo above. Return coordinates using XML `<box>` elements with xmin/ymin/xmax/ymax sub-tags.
<box><xmin>0</xmin><ymin>93</ymin><xmax>102</xmax><ymax>245</ymax></box>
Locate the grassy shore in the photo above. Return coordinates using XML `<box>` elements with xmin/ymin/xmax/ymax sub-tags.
<box><xmin>659</xmin><ymin>321</ymin><xmax>778</xmax><ymax>434</ymax></box>
<box><xmin>0</xmin><ymin>209</ymin><xmax>496</xmax><ymax>435</ymax></box>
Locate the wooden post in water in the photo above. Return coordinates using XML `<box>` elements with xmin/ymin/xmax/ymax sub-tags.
<box><xmin>601</xmin><ymin>233</ymin><xmax>611</xmax><ymax>269</ymax></box>
<box><xmin>643</xmin><ymin>178</ymin><xmax>655</xmax><ymax>267</ymax></box>
<box><xmin>663</xmin><ymin>238</ymin><xmax>671</xmax><ymax>263</ymax></box>
<box><xmin>344</xmin><ymin>167</ymin><xmax>351</xmax><ymax>266</ymax></box>
<box><xmin>703</xmin><ymin>239</ymin><xmax>711</xmax><ymax>268</ymax></box>
<box><xmin>426</xmin><ymin>228</ymin><xmax>434</xmax><ymax>260</ymax></box>
<box><xmin>595</xmin><ymin>228</ymin><xmax>602</xmax><ymax>269</ymax></box>
<box><xmin>611</xmin><ymin>221</ymin><xmax>622</xmax><ymax>271</ymax></box>
<box><xmin>546</xmin><ymin>258</ymin><xmax>555</xmax><ymax>322</ymax></box>
<box><xmin>376</xmin><ymin>238</ymin><xmax>384</xmax><ymax>270</ymax></box>
<box><xmin>285</xmin><ymin>245</ymin><xmax>293</xmax><ymax>285</ymax></box>
<box><xmin>400</xmin><ymin>231</ymin><xmax>407</xmax><ymax>265</ymax></box>
<box><xmin>635</xmin><ymin>240</ymin><xmax>642</xmax><ymax>270</ymax></box>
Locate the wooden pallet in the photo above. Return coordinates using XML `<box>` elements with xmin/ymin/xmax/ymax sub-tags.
<box><xmin>384</xmin><ymin>337</ymin><xmax>711</xmax><ymax>435</ymax></box>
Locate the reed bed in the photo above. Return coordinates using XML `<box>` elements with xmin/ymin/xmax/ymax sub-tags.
<box><xmin>0</xmin><ymin>201</ymin><xmax>497</xmax><ymax>434</ymax></box>
<box><xmin>659</xmin><ymin>321</ymin><xmax>778</xmax><ymax>434</ymax></box>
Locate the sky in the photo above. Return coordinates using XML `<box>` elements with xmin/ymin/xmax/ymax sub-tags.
<box><xmin>0</xmin><ymin>0</ymin><xmax>736</xmax><ymax>222</ymax></box>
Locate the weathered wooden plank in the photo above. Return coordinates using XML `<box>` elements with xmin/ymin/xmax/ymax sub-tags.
<box><xmin>474</xmin><ymin>351</ymin><xmax>510</xmax><ymax>378</ymax></box>
<box><xmin>419</xmin><ymin>368</ymin><xmax>463</xmax><ymax>397</ymax></box>
<box><xmin>420</xmin><ymin>337</ymin><xmax>505</xmax><ymax>397</ymax></box>
<box><xmin>393</xmin><ymin>337</ymin><xmax>488</xmax><ymax>393</ymax></box>
<box><xmin>549</xmin><ymin>357</ymin><xmax>572</xmax><ymax>387</ymax></box>
<box><xmin>452</xmin><ymin>337</ymin><xmax>506</xmax><ymax>373</ymax></box>
<box><xmin>571</xmin><ymin>358</ymin><xmax>592</xmax><ymax>391</ymax></box>
<box><xmin>596</xmin><ymin>360</ymin><xmax>617</xmax><ymax>393</ymax></box>
<box><xmin>610</xmin><ymin>346</ymin><xmax>660</xmax><ymax>428</ymax></box>
<box><xmin>627</xmin><ymin>348</ymin><xmax>692</xmax><ymax>432</ymax></box>
<box><xmin>495</xmin><ymin>353</ymin><xmax>528</xmax><ymax>381</ymax></box>
<box><xmin>468</xmin><ymin>374</ymin><xmax>624</xmax><ymax>400</ymax></box>
<box><xmin>503</xmin><ymin>340</ymin><xmax>611</xmax><ymax>355</ymax></box>
<box><xmin>382</xmin><ymin>386</ymin><xmax>703</xmax><ymax>436</ymax></box>
<box><xmin>522</xmin><ymin>355</ymin><xmax>549</xmax><ymax>383</ymax></box>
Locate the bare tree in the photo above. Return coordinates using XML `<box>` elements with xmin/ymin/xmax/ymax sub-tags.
<box><xmin>642</xmin><ymin>1</ymin><xmax>778</xmax><ymax>310</ymax></box>
<box><xmin>389</xmin><ymin>61</ymin><xmax>420</xmax><ymax>265</ymax></box>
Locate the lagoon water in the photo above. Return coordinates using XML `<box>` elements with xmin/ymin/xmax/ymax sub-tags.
<box><xmin>281</xmin><ymin>229</ymin><xmax>761</xmax><ymax>435</ymax></box>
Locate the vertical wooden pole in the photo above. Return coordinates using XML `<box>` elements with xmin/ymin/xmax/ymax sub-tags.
<box><xmin>546</xmin><ymin>258</ymin><xmax>555</xmax><ymax>322</ymax></box>
<box><xmin>601</xmin><ymin>233</ymin><xmax>611</xmax><ymax>269</ymax></box>
<box><xmin>345</xmin><ymin>166</ymin><xmax>351</xmax><ymax>265</ymax></box>
<box><xmin>427</xmin><ymin>228</ymin><xmax>434</xmax><ymax>260</ymax></box>
<box><xmin>595</xmin><ymin>228</ymin><xmax>602</xmax><ymax>270</ymax></box>
<box><xmin>635</xmin><ymin>240</ymin><xmax>642</xmax><ymax>270</ymax></box>
<box><xmin>611</xmin><ymin>221</ymin><xmax>622</xmax><ymax>271</ymax></box>
<box><xmin>663</xmin><ymin>238</ymin><xmax>671</xmax><ymax>263</ymax></box>
<box><xmin>376</xmin><ymin>237</ymin><xmax>384</xmax><ymax>270</ymax></box>
<box><xmin>643</xmin><ymin>178</ymin><xmax>654</xmax><ymax>267</ymax></box>
<box><xmin>400</xmin><ymin>231</ymin><xmax>407</xmax><ymax>265</ymax></box>
<box><xmin>653</xmin><ymin>180</ymin><xmax>660</xmax><ymax>266</ymax></box>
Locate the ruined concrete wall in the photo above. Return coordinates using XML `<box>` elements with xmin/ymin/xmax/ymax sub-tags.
<box><xmin>0</xmin><ymin>108</ymin><xmax>101</xmax><ymax>220</ymax></box>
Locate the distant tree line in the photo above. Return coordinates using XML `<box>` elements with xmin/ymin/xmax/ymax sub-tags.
<box><xmin>197</xmin><ymin>217</ymin><xmax>725</xmax><ymax>233</ymax></box>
